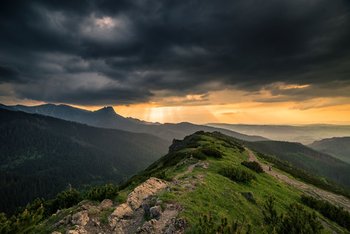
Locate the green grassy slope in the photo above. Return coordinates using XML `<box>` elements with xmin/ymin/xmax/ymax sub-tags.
<box><xmin>121</xmin><ymin>131</ymin><xmax>348</xmax><ymax>233</ymax></box>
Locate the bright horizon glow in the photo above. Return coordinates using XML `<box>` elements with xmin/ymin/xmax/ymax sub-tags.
<box><xmin>112</xmin><ymin>103</ymin><xmax>350</xmax><ymax>125</ymax></box>
<box><xmin>4</xmin><ymin>101</ymin><xmax>349</xmax><ymax>125</ymax></box>
<box><xmin>3</xmin><ymin>86</ymin><xmax>350</xmax><ymax>125</ymax></box>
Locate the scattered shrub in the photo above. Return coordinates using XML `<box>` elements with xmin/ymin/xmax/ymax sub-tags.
<box><xmin>219</xmin><ymin>167</ymin><xmax>256</xmax><ymax>183</ymax></box>
<box><xmin>201</xmin><ymin>147</ymin><xmax>222</xmax><ymax>158</ymax></box>
<box><xmin>100</xmin><ymin>207</ymin><xmax>114</xmax><ymax>224</ymax></box>
<box><xmin>278</xmin><ymin>203</ymin><xmax>323</xmax><ymax>234</ymax></box>
<box><xmin>241</xmin><ymin>161</ymin><xmax>264</xmax><ymax>173</ymax></box>
<box><xmin>190</xmin><ymin>147</ymin><xmax>222</xmax><ymax>160</ymax></box>
<box><xmin>190</xmin><ymin>213</ymin><xmax>251</xmax><ymax>234</ymax></box>
<box><xmin>45</xmin><ymin>189</ymin><xmax>81</xmax><ymax>215</ymax></box>
<box><xmin>262</xmin><ymin>196</ymin><xmax>279</xmax><ymax>226</ymax></box>
<box><xmin>85</xmin><ymin>184</ymin><xmax>119</xmax><ymax>202</ymax></box>
<box><xmin>262</xmin><ymin>196</ymin><xmax>323</xmax><ymax>234</ymax></box>
<box><xmin>153</xmin><ymin>171</ymin><xmax>171</xmax><ymax>181</ymax></box>
<box><xmin>0</xmin><ymin>207</ymin><xmax>44</xmax><ymax>234</ymax></box>
<box><xmin>301</xmin><ymin>195</ymin><xmax>350</xmax><ymax>230</ymax></box>
<box><xmin>191</xmin><ymin>150</ymin><xmax>207</xmax><ymax>160</ymax></box>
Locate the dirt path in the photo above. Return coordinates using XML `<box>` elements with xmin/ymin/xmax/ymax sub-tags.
<box><xmin>173</xmin><ymin>164</ymin><xmax>196</xmax><ymax>181</ymax></box>
<box><xmin>245</xmin><ymin>148</ymin><xmax>350</xmax><ymax>212</ymax></box>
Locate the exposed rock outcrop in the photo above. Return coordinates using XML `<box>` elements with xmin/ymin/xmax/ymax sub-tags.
<box><xmin>127</xmin><ymin>177</ymin><xmax>168</xmax><ymax>210</ymax></box>
<box><xmin>52</xmin><ymin>177</ymin><xmax>185</xmax><ymax>234</ymax></box>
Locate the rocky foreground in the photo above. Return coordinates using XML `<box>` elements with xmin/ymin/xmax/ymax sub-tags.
<box><xmin>51</xmin><ymin>178</ymin><xmax>185</xmax><ymax>234</ymax></box>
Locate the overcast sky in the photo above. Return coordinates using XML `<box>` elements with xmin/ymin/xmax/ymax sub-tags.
<box><xmin>1</xmin><ymin>0</ymin><xmax>350</xmax><ymax>123</ymax></box>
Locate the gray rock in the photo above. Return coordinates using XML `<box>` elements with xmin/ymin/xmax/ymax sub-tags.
<box><xmin>64</xmin><ymin>214</ymin><xmax>72</xmax><ymax>225</ymax></box>
<box><xmin>149</xmin><ymin>206</ymin><xmax>161</xmax><ymax>219</ymax></box>
<box><xmin>71</xmin><ymin>210</ymin><xmax>89</xmax><ymax>226</ymax></box>
<box><xmin>175</xmin><ymin>218</ymin><xmax>186</xmax><ymax>229</ymax></box>
<box><xmin>156</xmin><ymin>199</ymin><xmax>163</xmax><ymax>206</ymax></box>
<box><xmin>142</xmin><ymin>203</ymin><xmax>150</xmax><ymax>217</ymax></box>
<box><xmin>137</xmin><ymin>219</ymin><xmax>156</xmax><ymax>233</ymax></box>
<box><xmin>164</xmin><ymin>223</ymin><xmax>176</xmax><ymax>234</ymax></box>
<box><xmin>241</xmin><ymin>192</ymin><xmax>256</xmax><ymax>203</ymax></box>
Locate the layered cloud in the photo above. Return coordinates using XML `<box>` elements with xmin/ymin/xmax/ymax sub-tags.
<box><xmin>0</xmin><ymin>0</ymin><xmax>350</xmax><ymax>105</ymax></box>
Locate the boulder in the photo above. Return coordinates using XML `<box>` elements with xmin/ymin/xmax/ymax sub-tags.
<box><xmin>111</xmin><ymin>203</ymin><xmax>133</xmax><ymax>219</ymax></box>
<box><xmin>150</xmin><ymin>206</ymin><xmax>162</xmax><ymax>219</ymax></box>
<box><xmin>98</xmin><ymin>199</ymin><xmax>113</xmax><ymax>210</ymax></box>
<box><xmin>71</xmin><ymin>210</ymin><xmax>89</xmax><ymax>226</ymax></box>
<box><xmin>137</xmin><ymin>219</ymin><xmax>156</xmax><ymax>233</ymax></box>
<box><xmin>164</xmin><ymin>223</ymin><xmax>176</xmax><ymax>234</ymax></box>
<box><xmin>142</xmin><ymin>203</ymin><xmax>150</xmax><ymax>217</ymax></box>
<box><xmin>174</xmin><ymin>218</ymin><xmax>186</xmax><ymax>229</ymax></box>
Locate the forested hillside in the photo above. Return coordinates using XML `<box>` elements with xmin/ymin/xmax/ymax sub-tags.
<box><xmin>0</xmin><ymin>109</ymin><xmax>168</xmax><ymax>214</ymax></box>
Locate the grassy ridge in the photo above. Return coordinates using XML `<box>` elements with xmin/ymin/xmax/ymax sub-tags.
<box><xmin>153</xmin><ymin>132</ymin><xmax>347</xmax><ymax>233</ymax></box>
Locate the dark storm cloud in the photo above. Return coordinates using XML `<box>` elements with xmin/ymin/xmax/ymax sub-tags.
<box><xmin>0</xmin><ymin>65</ymin><xmax>21</xmax><ymax>83</ymax></box>
<box><xmin>0</xmin><ymin>0</ymin><xmax>350</xmax><ymax>105</ymax></box>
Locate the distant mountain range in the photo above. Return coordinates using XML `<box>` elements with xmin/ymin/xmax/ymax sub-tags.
<box><xmin>0</xmin><ymin>108</ymin><xmax>169</xmax><ymax>213</ymax></box>
<box><xmin>208</xmin><ymin>123</ymin><xmax>350</xmax><ymax>144</ymax></box>
<box><xmin>309</xmin><ymin>137</ymin><xmax>350</xmax><ymax>164</ymax></box>
<box><xmin>0</xmin><ymin>104</ymin><xmax>267</xmax><ymax>142</ymax></box>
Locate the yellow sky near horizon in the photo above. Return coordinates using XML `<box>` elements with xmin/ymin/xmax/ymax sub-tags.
<box><xmin>3</xmin><ymin>87</ymin><xmax>350</xmax><ymax>125</ymax></box>
<box><xmin>112</xmin><ymin>87</ymin><xmax>350</xmax><ymax>124</ymax></box>
<box><xmin>81</xmin><ymin>88</ymin><xmax>350</xmax><ymax>125</ymax></box>
<box><xmin>112</xmin><ymin>102</ymin><xmax>350</xmax><ymax>125</ymax></box>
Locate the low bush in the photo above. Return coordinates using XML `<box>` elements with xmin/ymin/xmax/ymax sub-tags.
<box><xmin>201</xmin><ymin>147</ymin><xmax>222</xmax><ymax>158</ymax></box>
<box><xmin>191</xmin><ymin>150</ymin><xmax>207</xmax><ymax>160</ymax></box>
<box><xmin>153</xmin><ymin>170</ymin><xmax>172</xmax><ymax>181</ymax></box>
<box><xmin>191</xmin><ymin>147</ymin><xmax>222</xmax><ymax>160</ymax></box>
<box><xmin>190</xmin><ymin>213</ymin><xmax>251</xmax><ymax>234</ymax></box>
<box><xmin>219</xmin><ymin>167</ymin><xmax>256</xmax><ymax>183</ymax></box>
<box><xmin>262</xmin><ymin>196</ymin><xmax>323</xmax><ymax>234</ymax></box>
<box><xmin>85</xmin><ymin>184</ymin><xmax>119</xmax><ymax>202</ymax></box>
<box><xmin>301</xmin><ymin>195</ymin><xmax>350</xmax><ymax>230</ymax></box>
<box><xmin>241</xmin><ymin>161</ymin><xmax>264</xmax><ymax>173</ymax></box>
<box><xmin>45</xmin><ymin>189</ymin><xmax>81</xmax><ymax>215</ymax></box>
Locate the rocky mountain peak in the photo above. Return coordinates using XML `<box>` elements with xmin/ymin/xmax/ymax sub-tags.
<box><xmin>95</xmin><ymin>106</ymin><xmax>117</xmax><ymax>115</ymax></box>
